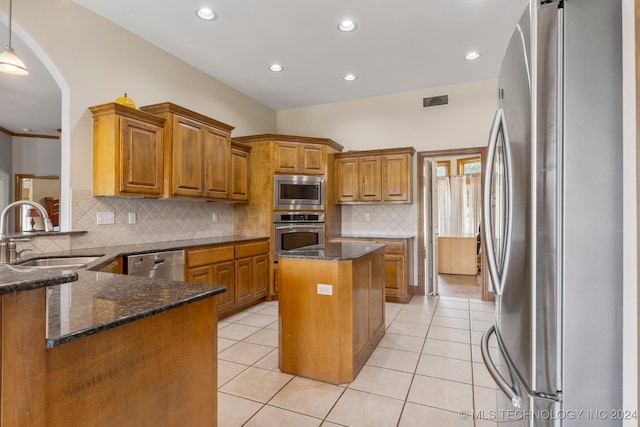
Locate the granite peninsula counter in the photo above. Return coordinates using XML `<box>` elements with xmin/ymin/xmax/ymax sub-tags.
<box><xmin>278</xmin><ymin>242</ymin><xmax>386</xmax><ymax>384</ymax></box>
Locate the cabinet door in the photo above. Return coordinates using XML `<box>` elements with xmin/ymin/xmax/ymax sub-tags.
<box><xmin>383</xmin><ymin>254</ymin><xmax>405</xmax><ymax>298</ymax></box>
<box><xmin>273</xmin><ymin>142</ymin><xmax>300</xmax><ymax>174</ymax></box>
<box><xmin>186</xmin><ymin>265</ymin><xmax>213</xmax><ymax>284</ymax></box>
<box><xmin>95</xmin><ymin>257</ymin><xmax>123</xmax><ymax>274</ymax></box>
<box><xmin>359</xmin><ymin>156</ymin><xmax>382</xmax><ymax>202</ymax></box>
<box><xmin>300</xmin><ymin>144</ymin><xmax>326</xmax><ymax>175</ymax></box>
<box><xmin>204</xmin><ymin>128</ymin><xmax>230</xmax><ymax>200</ymax></box>
<box><xmin>119</xmin><ymin>117</ymin><xmax>164</xmax><ymax>196</ymax></box>
<box><xmin>171</xmin><ymin>116</ymin><xmax>205</xmax><ymax>197</ymax></box>
<box><xmin>335</xmin><ymin>157</ymin><xmax>360</xmax><ymax>203</ymax></box>
<box><xmin>252</xmin><ymin>254</ymin><xmax>269</xmax><ymax>299</ymax></box>
<box><xmin>230</xmin><ymin>147</ymin><xmax>249</xmax><ymax>202</ymax></box>
<box><xmin>212</xmin><ymin>261</ymin><xmax>235</xmax><ymax>315</ymax></box>
<box><xmin>235</xmin><ymin>258</ymin><xmax>253</xmax><ymax>306</ymax></box>
<box><xmin>382</xmin><ymin>154</ymin><xmax>411</xmax><ymax>202</ymax></box>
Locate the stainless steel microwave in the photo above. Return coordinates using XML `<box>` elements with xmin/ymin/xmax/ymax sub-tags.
<box><xmin>273</xmin><ymin>175</ymin><xmax>324</xmax><ymax>211</ymax></box>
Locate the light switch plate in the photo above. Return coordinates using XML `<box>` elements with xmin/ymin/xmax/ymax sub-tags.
<box><xmin>96</xmin><ymin>211</ymin><xmax>115</xmax><ymax>225</ymax></box>
<box><xmin>317</xmin><ymin>284</ymin><xmax>333</xmax><ymax>296</ymax></box>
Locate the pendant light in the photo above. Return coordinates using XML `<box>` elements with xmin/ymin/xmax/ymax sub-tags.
<box><xmin>0</xmin><ymin>0</ymin><xmax>28</xmax><ymax>76</ymax></box>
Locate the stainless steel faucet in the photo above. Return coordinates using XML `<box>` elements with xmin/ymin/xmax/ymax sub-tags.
<box><xmin>0</xmin><ymin>201</ymin><xmax>54</xmax><ymax>264</ymax></box>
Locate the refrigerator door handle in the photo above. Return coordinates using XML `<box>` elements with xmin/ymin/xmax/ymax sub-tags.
<box><xmin>482</xmin><ymin>109</ymin><xmax>513</xmax><ymax>296</ymax></box>
<box><xmin>481</xmin><ymin>325</ymin><xmax>524</xmax><ymax>408</ymax></box>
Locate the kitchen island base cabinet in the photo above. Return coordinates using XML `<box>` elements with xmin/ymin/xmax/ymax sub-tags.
<box><xmin>278</xmin><ymin>245</ymin><xmax>385</xmax><ymax>385</ymax></box>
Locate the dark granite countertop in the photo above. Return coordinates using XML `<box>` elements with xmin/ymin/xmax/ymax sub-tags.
<box><xmin>279</xmin><ymin>242</ymin><xmax>386</xmax><ymax>261</ymax></box>
<box><xmin>330</xmin><ymin>234</ymin><xmax>416</xmax><ymax>240</ymax></box>
<box><xmin>46</xmin><ymin>270</ymin><xmax>225</xmax><ymax>348</ymax></box>
<box><xmin>0</xmin><ymin>265</ymin><xmax>78</xmax><ymax>295</ymax></box>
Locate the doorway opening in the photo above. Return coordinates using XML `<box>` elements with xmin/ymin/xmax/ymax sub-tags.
<box><xmin>417</xmin><ymin>147</ymin><xmax>491</xmax><ymax>301</ymax></box>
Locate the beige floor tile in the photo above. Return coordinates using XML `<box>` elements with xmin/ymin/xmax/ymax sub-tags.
<box><xmin>218</xmin><ymin>359</ymin><xmax>249</xmax><ymax>387</ymax></box>
<box><xmin>400</xmin><ymin>304</ymin><xmax>438</xmax><ymax>315</ymax></box>
<box><xmin>386</xmin><ymin>320</ymin><xmax>430</xmax><ymax>338</ymax></box>
<box><xmin>471</xmin><ymin>344</ymin><xmax>500</xmax><ymax>364</ymax></box>
<box><xmin>470</xmin><ymin>330</ymin><xmax>498</xmax><ymax>348</ymax></box>
<box><xmin>236</xmin><ymin>312</ymin><xmax>279</xmax><ymax>328</ymax></box>
<box><xmin>423</xmin><ymin>338</ymin><xmax>471</xmax><ymax>361</ymax></box>
<box><xmin>218</xmin><ymin>341</ymin><xmax>275</xmax><ymax>366</ymax></box>
<box><xmin>431</xmin><ymin>315</ymin><xmax>470</xmax><ymax>330</ymax></box>
<box><xmin>434</xmin><ymin>307</ymin><xmax>470</xmax><ymax>319</ymax></box>
<box><xmin>470</xmin><ymin>319</ymin><xmax>493</xmax><ymax>332</ymax></box>
<box><xmin>470</xmin><ymin>310</ymin><xmax>495</xmax><ymax>322</ymax></box>
<box><xmin>220</xmin><ymin>366</ymin><xmax>293</xmax><ymax>403</ymax></box>
<box><xmin>223</xmin><ymin>311</ymin><xmax>252</xmax><ymax>323</ymax></box>
<box><xmin>366</xmin><ymin>347</ymin><xmax>421</xmax><ymax>373</ymax></box>
<box><xmin>474</xmin><ymin>385</ymin><xmax>497</xmax><ymax>415</ymax></box>
<box><xmin>326</xmin><ymin>389</ymin><xmax>404</xmax><ymax>427</ymax></box>
<box><xmin>407</xmin><ymin>296</ymin><xmax>439</xmax><ymax>307</ymax></box>
<box><xmin>394</xmin><ymin>311</ymin><xmax>433</xmax><ymax>325</ymax></box>
<box><xmin>437</xmin><ymin>299</ymin><xmax>470</xmax><ymax>310</ymax></box>
<box><xmin>378</xmin><ymin>333</ymin><xmax>425</xmax><ymax>353</ymax></box>
<box><xmin>254</xmin><ymin>304</ymin><xmax>279</xmax><ymax>316</ymax></box>
<box><xmin>416</xmin><ymin>354</ymin><xmax>473</xmax><ymax>384</ymax></box>
<box><xmin>244</xmin><ymin>328</ymin><xmax>279</xmax><ymax>347</ymax></box>
<box><xmin>472</xmin><ymin>362</ymin><xmax>498</xmax><ymax>389</ymax></box>
<box><xmin>253</xmin><ymin>348</ymin><xmax>281</xmax><ymax>372</ymax></box>
<box><xmin>218</xmin><ymin>320</ymin><xmax>232</xmax><ymax>330</ymax></box>
<box><xmin>469</xmin><ymin>302</ymin><xmax>496</xmax><ymax>313</ymax></box>
<box><xmin>265</xmin><ymin>320</ymin><xmax>279</xmax><ymax>330</ymax></box>
<box><xmin>320</xmin><ymin>422</ymin><xmax>344</xmax><ymax>426</ymax></box>
<box><xmin>427</xmin><ymin>326</ymin><xmax>471</xmax><ymax>344</ymax></box>
<box><xmin>217</xmin><ymin>392</ymin><xmax>263</xmax><ymax>427</ymax></box>
<box><xmin>407</xmin><ymin>375</ymin><xmax>473</xmax><ymax>414</ymax></box>
<box><xmin>218</xmin><ymin>337</ymin><xmax>238</xmax><ymax>352</ymax></box>
<box><xmin>398</xmin><ymin>402</ymin><xmax>473</xmax><ymax>427</ymax></box>
<box><xmin>385</xmin><ymin>302</ymin><xmax>404</xmax><ymax>318</ymax></box>
<box><xmin>439</xmin><ymin>296</ymin><xmax>471</xmax><ymax>302</ymax></box>
<box><xmin>218</xmin><ymin>323</ymin><xmax>262</xmax><ymax>341</ymax></box>
<box><xmin>269</xmin><ymin>376</ymin><xmax>345</xmax><ymax>419</ymax></box>
<box><xmin>475</xmin><ymin>420</ymin><xmax>498</xmax><ymax>427</ymax></box>
<box><xmin>244</xmin><ymin>404</ymin><xmax>322</xmax><ymax>427</ymax></box>
<box><xmin>349</xmin><ymin>365</ymin><xmax>413</xmax><ymax>400</ymax></box>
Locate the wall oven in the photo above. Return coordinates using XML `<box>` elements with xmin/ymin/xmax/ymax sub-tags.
<box><xmin>274</xmin><ymin>175</ymin><xmax>324</xmax><ymax>211</ymax></box>
<box><xmin>273</xmin><ymin>212</ymin><xmax>325</xmax><ymax>262</ymax></box>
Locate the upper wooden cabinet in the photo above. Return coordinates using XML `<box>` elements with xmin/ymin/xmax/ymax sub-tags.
<box><xmin>229</xmin><ymin>142</ymin><xmax>250</xmax><ymax>202</ymax></box>
<box><xmin>90</xmin><ymin>103</ymin><xmax>166</xmax><ymax>198</ymax></box>
<box><xmin>139</xmin><ymin>103</ymin><xmax>236</xmax><ymax>201</ymax></box>
<box><xmin>274</xmin><ymin>141</ymin><xmax>327</xmax><ymax>175</ymax></box>
<box><xmin>333</xmin><ymin>147</ymin><xmax>415</xmax><ymax>204</ymax></box>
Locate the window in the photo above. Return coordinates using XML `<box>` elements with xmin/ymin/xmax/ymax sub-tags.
<box><xmin>457</xmin><ymin>156</ymin><xmax>481</xmax><ymax>175</ymax></box>
<box><xmin>436</xmin><ymin>160</ymin><xmax>450</xmax><ymax>177</ymax></box>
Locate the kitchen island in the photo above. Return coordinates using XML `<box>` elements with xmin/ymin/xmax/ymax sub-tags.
<box><xmin>0</xmin><ymin>264</ymin><xmax>224</xmax><ymax>426</ymax></box>
<box><xmin>278</xmin><ymin>242</ymin><xmax>385</xmax><ymax>384</ymax></box>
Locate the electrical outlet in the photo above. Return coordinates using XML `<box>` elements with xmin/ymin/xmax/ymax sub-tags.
<box><xmin>364</xmin><ymin>213</ymin><xmax>371</xmax><ymax>221</ymax></box>
<box><xmin>212</xmin><ymin>212</ymin><xmax>218</xmax><ymax>222</ymax></box>
<box><xmin>96</xmin><ymin>212</ymin><xmax>115</xmax><ymax>225</ymax></box>
<box><xmin>128</xmin><ymin>212</ymin><xmax>137</xmax><ymax>224</ymax></box>
<box><xmin>317</xmin><ymin>284</ymin><xmax>333</xmax><ymax>295</ymax></box>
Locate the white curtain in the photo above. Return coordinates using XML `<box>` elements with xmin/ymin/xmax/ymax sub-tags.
<box><xmin>467</xmin><ymin>174</ymin><xmax>482</xmax><ymax>235</ymax></box>
<box><xmin>436</xmin><ymin>177</ymin><xmax>450</xmax><ymax>235</ymax></box>
<box><xmin>437</xmin><ymin>174</ymin><xmax>481</xmax><ymax>237</ymax></box>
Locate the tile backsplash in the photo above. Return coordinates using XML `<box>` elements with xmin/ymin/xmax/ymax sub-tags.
<box><xmin>70</xmin><ymin>190</ymin><xmax>233</xmax><ymax>249</ymax></box>
<box><xmin>341</xmin><ymin>204</ymin><xmax>416</xmax><ymax>237</ymax></box>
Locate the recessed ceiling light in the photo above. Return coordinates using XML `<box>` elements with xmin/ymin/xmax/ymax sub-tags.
<box><xmin>338</xmin><ymin>20</ymin><xmax>357</xmax><ymax>32</ymax></box>
<box><xmin>22</xmin><ymin>128</ymin><xmax>32</xmax><ymax>132</ymax></box>
<box><xmin>465</xmin><ymin>51</ymin><xmax>481</xmax><ymax>61</ymax></box>
<box><xmin>269</xmin><ymin>64</ymin><xmax>284</xmax><ymax>72</ymax></box>
<box><xmin>343</xmin><ymin>74</ymin><xmax>357</xmax><ymax>81</ymax></box>
<box><xmin>196</xmin><ymin>8</ymin><xmax>217</xmax><ymax>20</ymax></box>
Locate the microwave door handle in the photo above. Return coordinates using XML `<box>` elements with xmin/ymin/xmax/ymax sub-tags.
<box><xmin>275</xmin><ymin>225</ymin><xmax>323</xmax><ymax>230</ymax></box>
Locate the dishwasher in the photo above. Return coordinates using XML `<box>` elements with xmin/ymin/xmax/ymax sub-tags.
<box><xmin>126</xmin><ymin>250</ymin><xmax>185</xmax><ymax>281</ymax></box>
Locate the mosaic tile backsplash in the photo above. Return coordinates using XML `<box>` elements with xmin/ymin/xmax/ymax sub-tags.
<box><xmin>341</xmin><ymin>204</ymin><xmax>416</xmax><ymax>237</ymax></box>
<box><xmin>70</xmin><ymin>190</ymin><xmax>234</xmax><ymax>249</ymax></box>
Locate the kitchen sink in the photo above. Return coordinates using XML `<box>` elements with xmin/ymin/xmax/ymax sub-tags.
<box><xmin>18</xmin><ymin>256</ymin><xmax>102</xmax><ymax>269</ymax></box>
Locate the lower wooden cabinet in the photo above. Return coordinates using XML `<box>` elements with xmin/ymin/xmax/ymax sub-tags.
<box><xmin>185</xmin><ymin>238</ymin><xmax>269</xmax><ymax>318</ymax></box>
<box><xmin>329</xmin><ymin>236</ymin><xmax>414</xmax><ymax>303</ymax></box>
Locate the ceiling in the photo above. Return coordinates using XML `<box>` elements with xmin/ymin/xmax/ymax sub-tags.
<box><xmin>0</xmin><ymin>0</ymin><xmax>527</xmax><ymax>136</ymax></box>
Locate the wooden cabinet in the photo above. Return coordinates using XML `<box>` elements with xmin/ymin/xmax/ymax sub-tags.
<box><xmin>333</xmin><ymin>147</ymin><xmax>415</xmax><ymax>204</ymax></box>
<box><xmin>230</xmin><ymin>142</ymin><xmax>250</xmax><ymax>202</ymax></box>
<box><xmin>93</xmin><ymin>256</ymin><xmax>123</xmax><ymax>274</ymax></box>
<box><xmin>185</xmin><ymin>239</ymin><xmax>269</xmax><ymax>318</ymax></box>
<box><xmin>90</xmin><ymin>103</ymin><xmax>166</xmax><ymax>198</ymax></box>
<box><xmin>437</xmin><ymin>236</ymin><xmax>477</xmax><ymax>275</ymax></box>
<box><xmin>329</xmin><ymin>236</ymin><xmax>415</xmax><ymax>303</ymax></box>
<box><xmin>274</xmin><ymin>142</ymin><xmax>327</xmax><ymax>175</ymax></box>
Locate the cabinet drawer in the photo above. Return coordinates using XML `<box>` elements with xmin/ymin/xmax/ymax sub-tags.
<box><xmin>186</xmin><ymin>245</ymin><xmax>234</xmax><ymax>268</ymax></box>
<box><xmin>235</xmin><ymin>240</ymin><xmax>269</xmax><ymax>259</ymax></box>
<box><xmin>377</xmin><ymin>241</ymin><xmax>405</xmax><ymax>255</ymax></box>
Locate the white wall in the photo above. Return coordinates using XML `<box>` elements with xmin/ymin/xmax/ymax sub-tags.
<box><xmin>0</xmin><ymin>132</ymin><xmax>11</xmax><ymax>208</ymax></box>
<box><xmin>277</xmin><ymin>80</ymin><xmax>497</xmax><ymax>152</ymax></box>
<box><xmin>12</xmin><ymin>137</ymin><xmax>61</xmax><ymax>177</ymax></box>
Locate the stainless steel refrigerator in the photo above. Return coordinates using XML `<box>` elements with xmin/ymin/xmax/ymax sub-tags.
<box><xmin>481</xmin><ymin>1</ymin><xmax>623</xmax><ymax>425</ymax></box>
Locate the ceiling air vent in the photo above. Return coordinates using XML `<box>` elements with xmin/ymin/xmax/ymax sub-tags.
<box><xmin>422</xmin><ymin>95</ymin><xmax>449</xmax><ymax>108</ymax></box>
